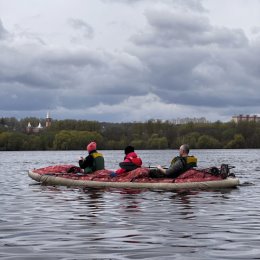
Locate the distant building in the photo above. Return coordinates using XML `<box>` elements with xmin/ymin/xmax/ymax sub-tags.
<box><xmin>172</xmin><ymin>117</ymin><xmax>208</xmax><ymax>125</ymax></box>
<box><xmin>232</xmin><ymin>114</ymin><xmax>260</xmax><ymax>123</ymax></box>
<box><xmin>26</xmin><ymin>112</ymin><xmax>52</xmax><ymax>134</ymax></box>
<box><xmin>45</xmin><ymin>111</ymin><xmax>52</xmax><ymax>127</ymax></box>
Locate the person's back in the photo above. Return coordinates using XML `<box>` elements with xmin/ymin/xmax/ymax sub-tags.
<box><xmin>116</xmin><ymin>146</ymin><xmax>142</xmax><ymax>174</ymax></box>
<box><xmin>92</xmin><ymin>151</ymin><xmax>105</xmax><ymax>171</ymax></box>
<box><xmin>79</xmin><ymin>142</ymin><xmax>105</xmax><ymax>173</ymax></box>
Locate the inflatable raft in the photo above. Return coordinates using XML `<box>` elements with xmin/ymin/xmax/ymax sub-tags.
<box><xmin>28</xmin><ymin>164</ymin><xmax>239</xmax><ymax>191</ymax></box>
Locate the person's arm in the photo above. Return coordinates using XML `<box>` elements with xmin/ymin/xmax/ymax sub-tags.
<box><xmin>157</xmin><ymin>159</ymin><xmax>185</xmax><ymax>178</ymax></box>
<box><xmin>79</xmin><ymin>155</ymin><xmax>93</xmax><ymax>169</ymax></box>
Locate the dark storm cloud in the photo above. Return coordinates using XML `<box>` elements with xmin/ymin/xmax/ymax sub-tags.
<box><xmin>0</xmin><ymin>50</ymin><xmax>68</xmax><ymax>90</ymax></box>
<box><xmin>128</xmin><ymin>8</ymin><xmax>260</xmax><ymax>109</ymax></box>
<box><xmin>132</xmin><ymin>10</ymin><xmax>248</xmax><ymax>48</ymax></box>
<box><xmin>0</xmin><ymin>45</ymin><xmax>106</xmax><ymax>90</ymax></box>
<box><xmin>0</xmin><ymin>84</ymin><xmax>57</xmax><ymax>111</ymax></box>
<box><xmin>1</xmin><ymin>1</ymin><xmax>259</xmax><ymax>121</ymax></box>
<box><xmin>0</xmin><ymin>32</ymin><xmax>148</xmax><ymax>114</ymax></box>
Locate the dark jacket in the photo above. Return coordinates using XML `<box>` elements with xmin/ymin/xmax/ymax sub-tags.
<box><xmin>79</xmin><ymin>150</ymin><xmax>105</xmax><ymax>173</ymax></box>
<box><xmin>165</xmin><ymin>156</ymin><xmax>197</xmax><ymax>178</ymax></box>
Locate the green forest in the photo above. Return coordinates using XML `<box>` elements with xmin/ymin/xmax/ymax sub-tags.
<box><xmin>0</xmin><ymin>117</ymin><xmax>260</xmax><ymax>150</ymax></box>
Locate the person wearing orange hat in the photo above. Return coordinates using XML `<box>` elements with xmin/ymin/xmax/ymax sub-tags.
<box><xmin>79</xmin><ymin>141</ymin><xmax>105</xmax><ymax>173</ymax></box>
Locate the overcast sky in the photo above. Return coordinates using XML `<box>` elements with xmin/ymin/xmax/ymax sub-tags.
<box><xmin>1</xmin><ymin>0</ymin><xmax>260</xmax><ymax>122</ymax></box>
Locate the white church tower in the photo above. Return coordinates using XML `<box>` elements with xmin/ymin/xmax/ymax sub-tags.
<box><xmin>46</xmin><ymin>111</ymin><xmax>52</xmax><ymax>128</ymax></box>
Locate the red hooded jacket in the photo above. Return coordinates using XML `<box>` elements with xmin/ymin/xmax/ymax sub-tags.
<box><xmin>116</xmin><ymin>152</ymin><xmax>142</xmax><ymax>174</ymax></box>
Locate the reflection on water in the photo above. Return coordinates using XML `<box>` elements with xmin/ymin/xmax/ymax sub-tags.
<box><xmin>0</xmin><ymin>149</ymin><xmax>260</xmax><ymax>259</ymax></box>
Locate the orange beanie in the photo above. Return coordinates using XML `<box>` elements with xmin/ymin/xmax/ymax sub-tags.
<box><xmin>87</xmin><ymin>142</ymin><xmax>97</xmax><ymax>152</ymax></box>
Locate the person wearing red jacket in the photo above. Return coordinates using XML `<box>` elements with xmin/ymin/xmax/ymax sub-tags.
<box><xmin>115</xmin><ymin>145</ymin><xmax>142</xmax><ymax>175</ymax></box>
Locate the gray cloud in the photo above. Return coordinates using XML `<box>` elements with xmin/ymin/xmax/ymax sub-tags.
<box><xmin>101</xmin><ymin>0</ymin><xmax>144</xmax><ymax>4</ymax></box>
<box><xmin>68</xmin><ymin>18</ymin><xmax>94</xmax><ymax>39</ymax></box>
<box><xmin>0</xmin><ymin>36</ymin><xmax>149</xmax><ymax>114</ymax></box>
<box><xmin>0</xmin><ymin>83</ymin><xmax>57</xmax><ymax>111</ymax></box>
<box><xmin>126</xmin><ymin>8</ymin><xmax>260</xmax><ymax>110</ymax></box>
<box><xmin>0</xmin><ymin>0</ymin><xmax>260</xmax><ymax>122</ymax></box>
<box><xmin>0</xmin><ymin>19</ymin><xmax>9</xmax><ymax>40</ymax></box>
<box><xmin>102</xmin><ymin>0</ymin><xmax>205</xmax><ymax>12</ymax></box>
<box><xmin>132</xmin><ymin>10</ymin><xmax>248</xmax><ymax>48</ymax></box>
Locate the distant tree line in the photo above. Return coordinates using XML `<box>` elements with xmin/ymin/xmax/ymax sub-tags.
<box><xmin>0</xmin><ymin>117</ymin><xmax>260</xmax><ymax>150</ymax></box>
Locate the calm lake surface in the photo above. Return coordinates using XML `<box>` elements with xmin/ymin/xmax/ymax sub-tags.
<box><xmin>0</xmin><ymin>149</ymin><xmax>260</xmax><ymax>260</ymax></box>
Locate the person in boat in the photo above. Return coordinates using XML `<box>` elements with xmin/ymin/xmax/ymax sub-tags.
<box><xmin>150</xmin><ymin>144</ymin><xmax>197</xmax><ymax>178</ymax></box>
<box><xmin>115</xmin><ymin>145</ymin><xmax>142</xmax><ymax>175</ymax></box>
<box><xmin>79</xmin><ymin>141</ymin><xmax>105</xmax><ymax>174</ymax></box>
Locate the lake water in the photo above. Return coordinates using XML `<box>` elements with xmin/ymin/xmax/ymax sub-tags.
<box><xmin>0</xmin><ymin>149</ymin><xmax>260</xmax><ymax>260</ymax></box>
